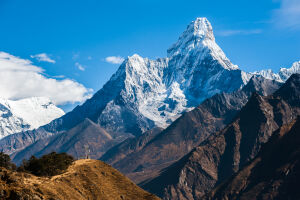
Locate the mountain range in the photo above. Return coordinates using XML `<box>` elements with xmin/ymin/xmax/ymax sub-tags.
<box><xmin>0</xmin><ymin>17</ymin><xmax>299</xmax><ymax>200</ymax></box>
<box><xmin>43</xmin><ymin>17</ymin><xmax>251</xmax><ymax>135</ymax></box>
<box><xmin>1</xmin><ymin>17</ymin><xmax>299</xmax><ymax>160</ymax></box>
<box><xmin>253</xmin><ymin>61</ymin><xmax>300</xmax><ymax>83</ymax></box>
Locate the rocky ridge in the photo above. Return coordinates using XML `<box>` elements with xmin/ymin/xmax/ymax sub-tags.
<box><xmin>142</xmin><ymin>74</ymin><xmax>300</xmax><ymax>199</ymax></box>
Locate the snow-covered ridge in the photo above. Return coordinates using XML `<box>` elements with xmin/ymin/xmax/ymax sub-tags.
<box><xmin>252</xmin><ymin>61</ymin><xmax>300</xmax><ymax>82</ymax></box>
<box><xmin>0</xmin><ymin>97</ymin><xmax>64</xmax><ymax>139</ymax></box>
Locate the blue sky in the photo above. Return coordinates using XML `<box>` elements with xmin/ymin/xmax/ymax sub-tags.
<box><xmin>0</xmin><ymin>0</ymin><xmax>299</xmax><ymax>111</ymax></box>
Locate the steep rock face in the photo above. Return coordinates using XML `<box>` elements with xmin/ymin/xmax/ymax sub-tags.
<box><xmin>11</xmin><ymin>119</ymin><xmax>131</xmax><ymax>164</ymax></box>
<box><xmin>102</xmin><ymin>76</ymin><xmax>282</xmax><ymax>184</ymax></box>
<box><xmin>0</xmin><ymin>97</ymin><xmax>64</xmax><ymax>139</ymax></box>
<box><xmin>0</xmin><ymin>159</ymin><xmax>160</xmax><ymax>200</ymax></box>
<box><xmin>143</xmin><ymin>74</ymin><xmax>300</xmax><ymax>200</ymax></box>
<box><xmin>206</xmin><ymin>117</ymin><xmax>300</xmax><ymax>200</ymax></box>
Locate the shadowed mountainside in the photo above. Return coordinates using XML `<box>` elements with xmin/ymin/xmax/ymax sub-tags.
<box><xmin>205</xmin><ymin>117</ymin><xmax>300</xmax><ymax>200</ymax></box>
<box><xmin>100</xmin><ymin>127</ymin><xmax>163</xmax><ymax>165</ymax></box>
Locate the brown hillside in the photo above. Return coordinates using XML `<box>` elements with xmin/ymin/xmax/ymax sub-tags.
<box><xmin>0</xmin><ymin>159</ymin><xmax>160</xmax><ymax>200</ymax></box>
<box><xmin>205</xmin><ymin>117</ymin><xmax>300</xmax><ymax>200</ymax></box>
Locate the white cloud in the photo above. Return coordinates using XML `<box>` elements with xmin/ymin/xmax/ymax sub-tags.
<box><xmin>105</xmin><ymin>56</ymin><xmax>125</xmax><ymax>64</ymax></box>
<box><xmin>87</xmin><ymin>56</ymin><xmax>92</xmax><ymax>60</ymax></box>
<box><xmin>75</xmin><ymin>62</ymin><xmax>85</xmax><ymax>71</ymax></box>
<box><xmin>30</xmin><ymin>53</ymin><xmax>56</xmax><ymax>63</ymax></box>
<box><xmin>273</xmin><ymin>0</ymin><xmax>300</xmax><ymax>29</ymax></box>
<box><xmin>217</xmin><ymin>29</ymin><xmax>262</xmax><ymax>37</ymax></box>
<box><xmin>0</xmin><ymin>52</ymin><xmax>92</xmax><ymax>105</ymax></box>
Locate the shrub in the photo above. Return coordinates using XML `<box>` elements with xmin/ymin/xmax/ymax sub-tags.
<box><xmin>19</xmin><ymin>152</ymin><xmax>74</xmax><ymax>177</ymax></box>
<box><xmin>0</xmin><ymin>151</ymin><xmax>16</xmax><ymax>170</ymax></box>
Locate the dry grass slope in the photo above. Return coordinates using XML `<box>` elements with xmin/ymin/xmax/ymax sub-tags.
<box><xmin>0</xmin><ymin>159</ymin><xmax>160</xmax><ymax>200</ymax></box>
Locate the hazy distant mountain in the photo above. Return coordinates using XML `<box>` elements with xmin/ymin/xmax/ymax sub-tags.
<box><xmin>143</xmin><ymin>74</ymin><xmax>300</xmax><ymax>199</ymax></box>
<box><xmin>0</xmin><ymin>97</ymin><xmax>64</xmax><ymax>139</ymax></box>
<box><xmin>11</xmin><ymin>118</ymin><xmax>131</xmax><ymax>164</ymax></box>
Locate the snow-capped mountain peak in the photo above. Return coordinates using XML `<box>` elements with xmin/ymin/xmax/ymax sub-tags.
<box><xmin>0</xmin><ymin>97</ymin><xmax>64</xmax><ymax>139</ymax></box>
<box><xmin>252</xmin><ymin>61</ymin><xmax>300</xmax><ymax>83</ymax></box>
<box><xmin>167</xmin><ymin>18</ymin><xmax>213</xmax><ymax>57</ymax></box>
<box><xmin>191</xmin><ymin>17</ymin><xmax>215</xmax><ymax>40</ymax></box>
<box><xmin>279</xmin><ymin>61</ymin><xmax>300</xmax><ymax>81</ymax></box>
<box><xmin>184</xmin><ymin>17</ymin><xmax>215</xmax><ymax>43</ymax></box>
<box><xmin>7</xmin><ymin>97</ymin><xmax>65</xmax><ymax>129</ymax></box>
<box><xmin>176</xmin><ymin>17</ymin><xmax>214</xmax><ymax>45</ymax></box>
<box><xmin>167</xmin><ymin>17</ymin><xmax>238</xmax><ymax>71</ymax></box>
<box><xmin>127</xmin><ymin>54</ymin><xmax>144</xmax><ymax>63</ymax></box>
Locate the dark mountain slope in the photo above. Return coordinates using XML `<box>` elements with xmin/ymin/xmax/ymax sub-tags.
<box><xmin>100</xmin><ymin>127</ymin><xmax>163</xmax><ymax>165</ymax></box>
<box><xmin>142</xmin><ymin>74</ymin><xmax>300</xmax><ymax>199</ymax></box>
<box><xmin>206</xmin><ymin>117</ymin><xmax>300</xmax><ymax>200</ymax></box>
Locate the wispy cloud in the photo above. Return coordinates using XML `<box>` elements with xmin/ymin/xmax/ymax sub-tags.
<box><xmin>105</xmin><ymin>56</ymin><xmax>124</xmax><ymax>64</ymax></box>
<box><xmin>52</xmin><ymin>75</ymin><xmax>65</xmax><ymax>79</ymax></box>
<box><xmin>217</xmin><ymin>29</ymin><xmax>262</xmax><ymax>37</ymax></box>
<box><xmin>72</xmin><ymin>52</ymin><xmax>80</xmax><ymax>60</ymax></box>
<box><xmin>272</xmin><ymin>0</ymin><xmax>300</xmax><ymax>29</ymax></box>
<box><xmin>75</xmin><ymin>62</ymin><xmax>85</xmax><ymax>71</ymax></box>
<box><xmin>30</xmin><ymin>53</ymin><xmax>55</xmax><ymax>63</ymax></box>
<box><xmin>0</xmin><ymin>51</ymin><xmax>92</xmax><ymax>105</ymax></box>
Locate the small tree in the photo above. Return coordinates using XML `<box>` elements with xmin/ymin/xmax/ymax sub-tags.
<box><xmin>0</xmin><ymin>151</ymin><xmax>16</xmax><ymax>170</ymax></box>
<box><xmin>19</xmin><ymin>152</ymin><xmax>74</xmax><ymax>176</ymax></box>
